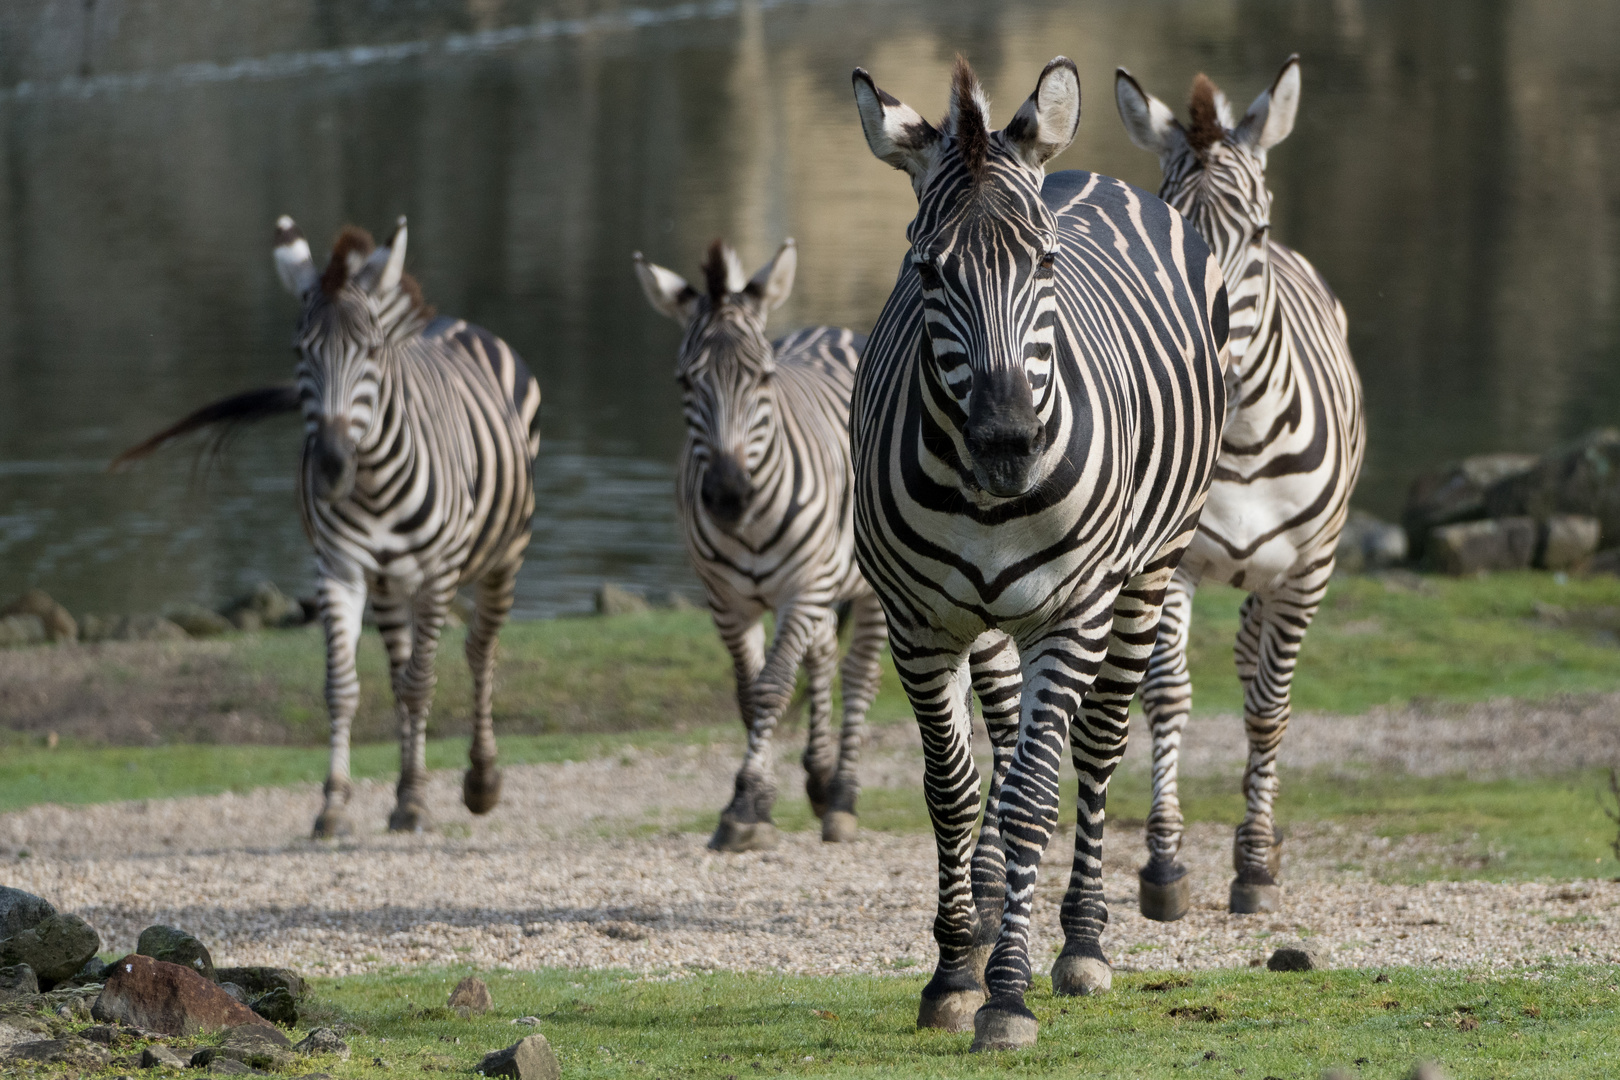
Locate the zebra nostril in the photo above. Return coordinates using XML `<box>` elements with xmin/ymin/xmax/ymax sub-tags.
<box><xmin>701</xmin><ymin>454</ymin><xmax>753</xmax><ymax>528</ymax></box>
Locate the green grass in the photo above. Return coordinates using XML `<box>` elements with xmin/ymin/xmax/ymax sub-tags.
<box><xmin>63</xmin><ymin>965</ymin><xmax>1616</xmax><ymax>1079</ymax></box>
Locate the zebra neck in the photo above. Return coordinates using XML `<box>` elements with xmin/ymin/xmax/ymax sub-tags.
<box><xmin>1221</xmin><ymin>254</ymin><xmax>1274</xmax><ymax>376</ymax></box>
<box><xmin>354</xmin><ymin>359</ymin><xmax>411</xmax><ymax>469</ymax></box>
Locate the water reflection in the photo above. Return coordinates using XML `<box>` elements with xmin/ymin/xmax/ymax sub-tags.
<box><xmin>0</xmin><ymin>0</ymin><xmax>1616</xmax><ymax>616</ymax></box>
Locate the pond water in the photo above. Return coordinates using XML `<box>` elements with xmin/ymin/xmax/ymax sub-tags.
<box><xmin>1</xmin><ymin>0</ymin><xmax>1617</xmax><ymax>617</ymax></box>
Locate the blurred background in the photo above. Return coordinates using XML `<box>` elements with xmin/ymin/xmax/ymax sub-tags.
<box><xmin>0</xmin><ymin>0</ymin><xmax>1616</xmax><ymax>618</ymax></box>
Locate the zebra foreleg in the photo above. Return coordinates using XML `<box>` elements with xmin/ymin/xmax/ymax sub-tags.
<box><xmin>1229</xmin><ymin>566</ymin><xmax>1328</xmax><ymax>913</ymax></box>
<box><xmin>313</xmin><ymin>575</ymin><xmax>367</xmax><ymax>839</ymax></box>
<box><xmin>799</xmin><ymin>612</ymin><xmax>840</xmax><ymax>822</ymax></box>
<box><xmin>463</xmin><ymin>563</ymin><xmax>519</xmax><ymax>815</ymax></box>
<box><xmin>1137</xmin><ymin>570</ymin><xmax>1198</xmax><ymax>921</ymax></box>
<box><xmin>705</xmin><ymin>608</ymin><xmax>766</xmax><ymax>852</ymax></box>
<box><xmin>819</xmin><ymin>592</ymin><xmax>888</xmax><ymax>844</ymax></box>
<box><xmin>966</xmin><ymin>631</ymin><xmax>1021</xmax><ymax>977</ymax></box>
<box><xmin>388</xmin><ymin>578</ymin><xmax>455</xmax><ymax>834</ymax></box>
<box><xmin>890</xmin><ymin>633</ymin><xmax>983</xmax><ymax>1033</ymax></box>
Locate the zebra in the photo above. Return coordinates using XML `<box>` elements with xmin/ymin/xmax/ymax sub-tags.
<box><xmin>633</xmin><ymin>239</ymin><xmax>888</xmax><ymax>851</ymax></box>
<box><xmin>1115</xmin><ymin>56</ymin><xmax>1366</xmax><ymax>919</ymax></box>
<box><xmin>850</xmin><ymin>56</ymin><xmax>1228</xmax><ymax>1050</ymax></box>
<box><xmin>114</xmin><ymin>216</ymin><xmax>542</xmax><ymax>838</ymax></box>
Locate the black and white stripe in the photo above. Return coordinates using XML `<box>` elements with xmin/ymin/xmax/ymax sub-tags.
<box><xmin>1116</xmin><ymin>57</ymin><xmax>1366</xmax><ymax>918</ymax></box>
<box><xmin>850</xmin><ymin>57</ymin><xmax>1228</xmax><ymax>1049</ymax></box>
<box><xmin>634</xmin><ymin>239</ymin><xmax>887</xmax><ymax>850</ymax></box>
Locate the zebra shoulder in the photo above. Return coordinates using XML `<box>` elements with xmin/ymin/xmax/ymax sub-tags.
<box><xmin>425</xmin><ymin>316</ymin><xmax>541</xmax><ymax>422</ymax></box>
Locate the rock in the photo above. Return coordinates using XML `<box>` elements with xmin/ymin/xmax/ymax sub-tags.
<box><xmin>477</xmin><ymin>1033</ymin><xmax>561</xmax><ymax>1080</ymax></box>
<box><xmin>293</xmin><ymin>1027</ymin><xmax>351</xmax><ymax>1060</ymax></box>
<box><xmin>220</xmin><ymin>981</ymin><xmax>247</xmax><ymax>1003</ymax></box>
<box><xmin>78</xmin><ymin>1023</ymin><xmax>121</xmax><ymax>1045</ymax></box>
<box><xmin>91</xmin><ymin>954</ymin><xmax>277</xmax><ymax>1036</ymax></box>
<box><xmin>227</xmin><ymin>609</ymin><xmax>264</xmax><ymax>632</ymax></box>
<box><xmin>80</xmin><ymin>614</ymin><xmax>189</xmax><ymax>643</ymax></box>
<box><xmin>1537</xmin><ymin>514</ymin><xmax>1602</xmax><ymax>570</ymax></box>
<box><xmin>222</xmin><ymin>582</ymin><xmax>305</xmax><ymax>629</ymax></box>
<box><xmin>1407</xmin><ymin>1064</ymin><xmax>1449</xmax><ymax>1080</ymax></box>
<box><xmin>249</xmin><ymin>985</ymin><xmax>297</xmax><ymax>1026</ymax></box>
<box><xmin>0</xmin><ymin>614</ymin><xmax>46</xmax><ymax>648</ymax></box>
<box><xmin>193</xmin><ymin>1024</ymin><xmax>294</xmax><ymax>1070</ymax></box>
<box><xmin>596</xmin><ymin>582</ymin><xmax>651</xmax><ymax>616</ymax></box>
<box><xmin>0</xmin><ymin>964</ymin><xmax>38</xmax><ymax>1002</ymax></box>
<box><xmin>72</xmin><ymin>955</ymin><xmax>111</xmax><ymax>985</ymax></box>
<box><xmin>447</xmin><ymin>975</ymin><xmax>492</xmax><ymax>1015</ymax></box>
<box><xmin>215</xmin><ymin>966</ymin><xmax>305</xmax><ymax>1000</ymax></box>
<box><xmin>1334</xmin><ymin>509</ymin><xmax>1409</xmax><ymax>573</ymax></box>
<box><xmin>196</xmin><ymin>1053</ymin><xmax>265</xmax><ymax>1074</ymax></box>
<box><xmin>137</xmin><ymin>925</ymin><xmax>215</xmax><ymax>982</ymax></box>
<box><xmin>1591</xmin><ymin>546</ymin><xmax>1620</xmax><ymax>576</ymax></box>
<box><xmin>164</xmin><ymin>603</ymin><xmax>234</xmax><ymax>638</ymax></box>
<box><xmin>0</xmin><ymin>589</ymin><xmax>77</xmax><ymax>643</ymax></box>
<box><xmin>141</xmin><ymin>1044</ymin><xmax>190</xmax><ymax>1068</ymax></box>
<box><xmin>4</xmin><ymin>1036</ymin><xmax>111</xmax><ymax>1068</ymax></box>
<box><xmin>1425</xmin><ymin>517</ymin><xmax>1537</xmax><ymax>574</ymax></box>
<box><xmin>1404</xmin><ymin>453</ymin><xmax>1537</xmax><ymax>559</ymax></box>
<box><xmin>0</xmin><ymin>912</ymin><xmax>101</xmax><ymax>983</ymax></box>
<box><xmin>0</xmin><ymin>887</ymin><xmax>55</xmax><ymax>940</ymax></box>
<box><xmin>1266</xmin><ymin>940</ymin><xmax>1325</xmax><ymax>971</ymax></box>
<box><xmin>1484</xmin><ymin>428</ymin><xmax>1620</xmax><ymax>548</ymax></box>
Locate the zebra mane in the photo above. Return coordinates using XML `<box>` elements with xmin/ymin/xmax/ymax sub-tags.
<box><xmin>948</xmin><ymin>55</ymin><xmax>991</xmax><ymax>183</ymax></box>
<box><xmin>319</xmin><ymin>224</ymin><xmax>434</xmax><ymax>326</ymax></box>
<box><xmin>1186</xmin><ymin>74</ymin><xmax>1229</xmax><ymax>152</ymax></box>
<box><xmin>701</xmin><ymin>240</ymin><xmax>747</xmax><ymax>302</ymax></box>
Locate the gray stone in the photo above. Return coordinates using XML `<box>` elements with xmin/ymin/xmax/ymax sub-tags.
<box><xmin>1425</xmin><ymin>517</ymin><xmax>1538</xmax><ymax>574</ymax></box>
<box><xmin>165</xmin><ymin>603</ymin><xmax>234</xmax><ymax>638</ymax></box>
<box><xmin>80</xmin><ymin>614</ymin><xmax>189</xmax><ymax>643</ymax></box>
<box><xmin>1591</xmin><ymin>546</ymin><xmax>1620</xmax><ymax>576</ymax></box>
<box><xmin>292</xmin><ymin>1027</ymin><xmax>350</xmax><ymax>1060</ymax></box>
<box><xmin>137</xmin><ymin>925</ymin><xmax>216</xmax><ymax>982</ymax></box>
<box><xmin>596</xmin><ymin>582</ymin><xmax>651</xmax><ymax>616</ymax></box>
<box><xmin>249</xmin><ymin>985</ymin><xmax>297</xmax><ymax>1026</ymax></box>
<box><xmin>4</xmin><ymin>1036</ymin><xmax>111</xmax><ymax>1068</ymax></box>
<box><xmin>72</xmin><ymin>955</ymin><xmax>111</xmax><ymax>985</ymax></box>
<box><xmin>222</xmin><ymin>582</ymin><xmax>305</xmax><ymax>629</ymax></box>
<box><xmin>214</xmin><ymin>966</ymin><xmax>305</xmax><ymax>1000</ymax></box>
<box><xmin>1407</xmin><ymin>1064</ymin><xmax>1449</xmax><ymax>1080</ymax></box>
<box><xmin>195</xmin><ymin>1052</ymin><xmax>265</xmax><ymax>1074</ymax></box>
<box><xmin>141</xmin><ymin>1044</ymin><xmax>189</xmax><ymax>1068</ymax></box>
<box><xmin>193</xmin><ymin>1024</ymin><xmax>294</xmax><ymax>1070</ymax></box>
<box><xmin>220</xmin><ymin>981</ymin><xmax>247</xmax><ymax>1003</ymax></box>
<box><xmin>478</xmin><ymin>1033</ymin><xmax>561</xmax><ymax>1080</ymax></box>
<box><xmin>1485</xmin><ymin>428</ymin><xmax>1620</xmax><ymax>548</ymax></box>
<box><xmin>78</xmin><ymin>1023</ymin><xmax>120</xmax><ymax>1045</ymax></box>
<box><xmin>1404</xmin><ymin>453</ymin><xmax>1538</xmax><ymax>559</ymax></box>
<box><xmin>1335</xmin><ymin>509</ymin><xmax>1409</xmax><ymax>573</ymax></box>
<box><xmin>227</xmin><ymin>609</ymin><xmax>264</xmax><ymax>632</ymax></box>
<box><xmin>447</xmin><ymin>975</ymin><xmax>492</xmax><ymax>1015</ymax></box>
<box><xmin>1266</xmin><ymin>940</ymin><xmax>1325</xmax><ymax>971</ymax></box>
<box><xmin>0</xmin><ymin>912</ymin><xmax>101</xmax><ymax>983</ymax></box>
<box><xmin>0</xmin><ymin>887</ymin><xmax>55</xmax><ymax>940</ymax></box>
<box><xmin>0</xmin><ymin>614</ymin><xmax>46</xmax><ymax>648</ymax></box>
<box><xmin>1538</xmin><ymin>514</ymin><xmax>1602</xmax><ymax>570</ymax></box>
<box><xmin>0</xmin><ymin>589</ymin><xmax>77</xmax><ymax>643</ymax></box>
<box><xmin>0</xmin><ymin>963</ymin><xmax>38</xmax><ymax>1002</ymax></box>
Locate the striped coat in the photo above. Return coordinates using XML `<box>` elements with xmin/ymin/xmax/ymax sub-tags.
<box><xmin>851</xmin><ymin>57</ymin><xmax>1228</xmax><ymax>1050</ymax></box>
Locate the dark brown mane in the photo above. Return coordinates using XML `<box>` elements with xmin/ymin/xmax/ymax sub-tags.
<box><xmin>1186</xmin><ymin>74</ymin><xmax>1226</xmax><ymax>152</ymax></box>
<box><xmin>702</xmin><ymin>239</ymin><xmax>732</xmax><ymax>302</ymax></box>
<box><xmin>951</xmin><ymin>55</ymin><xmax>990</xmax><ymax>182</ymax></box>
<box><xmin>322</xmin><ymin>226</ymin><xmax>376</xmax><ymax>295</ymax></box>
<box><xmin>397</xmin><ymin>273</ymin><xmax>435</xmax><ymax>322</ymax></box>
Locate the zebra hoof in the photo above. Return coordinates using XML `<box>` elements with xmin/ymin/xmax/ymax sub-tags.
<box><xmin>1229</xmin><ymin>879</ymin><xmax>1282</xmax><ymax>915</ymax></box>
<box><xmin>708</xmin><ymin>815</ymin><xmax>777</xmax><ymax>853</ymax></box>
<box><xmin>804</xmin><ymin>770</ymin><xmax>832</xmax><ymax>820</ymax></box>
<box><xmin>970</xmin><ymin>1003</ymin><xmax>1039</xmax><ymax>1051</ymax></box>
<box><xmin>462</xmin><ymin>766</ymin><xmax>502</xmax><ymax>815</ymax></box>
<box><xmin>916</xmin><ymin>989</ymin><xmax>983</xmax><ymax>1032</ymax></box>
<box><xmin>388</xmin><ymin>803</ymin><xmax>432</xmax><ymax>834</ymax></box>
<box><xmin>1050</xmin><ymin>954</ymin><xmax>1112</xmax><ymax>996</ymax></box>
<box><xmin>311</xmin><ymin>809</ymin><xmax>352</xmax><ymax>840</ymax></box>
<box><xmin>1138</xmin><ymin>866</ymin><xmax>1192</xmax><ymax>922</ymax></box>
<box><xmin>821</xmin><ymin>811</ymin><xmax>858</xmax><ymax>844</ymax></box>
<box><xmin>1233</xmin><ymin>823</ymin><xmax>1284</xmax><ymax>878</ymax></box>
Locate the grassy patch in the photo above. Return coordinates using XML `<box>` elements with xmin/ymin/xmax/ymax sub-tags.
<box><xmin>57</xmin><ymin>965</ymin><xmax>1613</xmax><ymax>1079</ymax></box>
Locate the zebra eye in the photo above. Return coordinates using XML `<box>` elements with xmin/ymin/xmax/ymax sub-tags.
<box><xmin>1038</xmin><ymin>251</ymin><xmax>1057</xmax><ymax>273</ymax></box>
<box><xmin>914</xmin><ymin>256</ymin><xmax>941</xmax><ymax>286</ymax></box>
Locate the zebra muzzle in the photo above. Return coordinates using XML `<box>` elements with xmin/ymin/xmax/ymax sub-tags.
<box><xmin>311</xmin><ymin>424</ymin><xmax>358</xmax><ymax>504</ymax></box>
<box><xmin>963</xmin><ymin>373</ymin><xmax>1046</xmax><ymax>498</ymax></box>
<box><xmin>700</xmin><ymin>453</ymin><xmax>753</xmax><ymax>530</ymax></box>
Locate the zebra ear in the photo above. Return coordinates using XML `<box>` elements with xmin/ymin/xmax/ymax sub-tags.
<box><xmin>852</xmin><ymin>67</ymin><xmax>941</xmax><ymax>186</ymax></box>
<box><xmin>1004</xmin><ymin>56</ymin><xmax>1081</xmax><ymax>169</ymax></box>
<box><xmin>273</xmin><ymin>216</ymin><xmax>318</xmax><ymax>297</ymax></box>
<box><xmin>743</xmin><ymin>239</ymin><xmax>796</xmax><ymax>316</ymax></box>
<box><xmin>1114</xmin><ymin>68</ymin><xmax>1184</xmax><ymax>157</ymax></box>
<box><xmin>632</xmin><ymin>252</ymin><xmax>700</xmax><ymax>325</ymax></box>
<box><xmin>355</xmin><ymin>217</ymin><xmax>408</xmax><ymax>295</ymax></box>
<box><xmin>1234</xmin><ymin>54</ymin><xmax>1300</xmax><ymax>153</ymax></box>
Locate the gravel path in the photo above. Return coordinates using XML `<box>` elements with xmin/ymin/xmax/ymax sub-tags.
<box><xmin>3</xmin><ymin>694</ymin><xmax>1618</xmax><ymax>978</ymax></box>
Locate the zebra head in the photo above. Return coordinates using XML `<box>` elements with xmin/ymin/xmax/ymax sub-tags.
<box><xmin>853</xmin><ymin>56</ymin><xmax>1080</xmax><ymax>499</ymax></box>
<box><xmin>1115</xmin><ymin>56</ymin><xmax>1300</xmax><ymax>326</ymax></box>
<box><xmin>273</xmin><ymin>215</ymin><xmax>423</xmax><ymax>504</ymax></box>
<box><xmin>633</xmin><ymin>238</ymin><xmax>797</xmax><ymax>532</ymax></box>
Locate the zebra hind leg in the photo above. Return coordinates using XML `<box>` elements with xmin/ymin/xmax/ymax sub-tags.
<box><xmin>388</xmin><ymin>579</ymin><xmax>455</xmax><ymax>833</ymax></box>
<box><xmin>820</xmin><ymin>593</ymin><xmax>887</xmax><ymax>843</ymax></box>
<box><xmin>799</xmin><ymin>613</ymin><xmax>839</xmax><ymax>822</ymax></box>
<box><xmin>1137</xmin><ymin>571</ymin><xmax>1196</xmax><ymax>921</ymax></box>
<box><xmin>463</xmin><ymin>564</ymin><xmax>518</xmax><ymax>814</ymax></box>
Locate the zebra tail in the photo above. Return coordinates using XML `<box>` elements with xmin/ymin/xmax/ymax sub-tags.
<box><xmin>108</xmin><ymin>384</ymin><xmax>301</xmax><ymax>472</ymax></box>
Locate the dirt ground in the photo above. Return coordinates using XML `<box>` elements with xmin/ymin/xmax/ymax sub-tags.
<box><xmin>3</xmin><ymin>696</ymin><xmax>1618</xmax><ymax>978</ymax></box>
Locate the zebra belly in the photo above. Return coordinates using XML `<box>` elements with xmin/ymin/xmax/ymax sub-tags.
<box><xmin>1184</xmin><ymin>473</ymin><xmax>1330</xmax><ymax>590</ymax></box>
